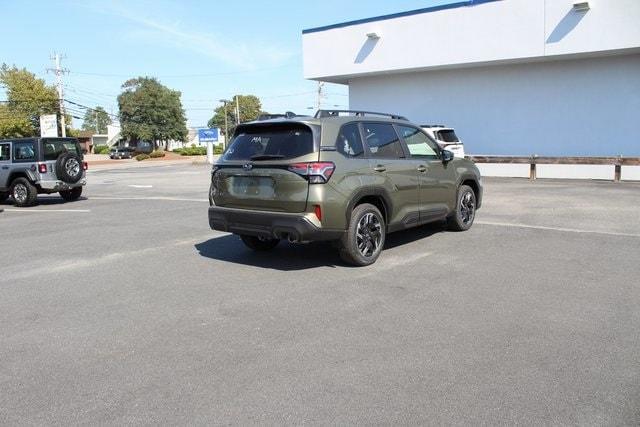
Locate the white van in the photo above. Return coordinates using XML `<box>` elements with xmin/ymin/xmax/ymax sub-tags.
<box><xmin>421</xmin><ymin>125</ymin><xmax>465</xmax><ymax>158</ymax></box>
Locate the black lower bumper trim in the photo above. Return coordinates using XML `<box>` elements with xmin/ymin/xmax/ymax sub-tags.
<box><xmin>208</xmin><ymin>206</ymin><xmax>344</xmax><ymax>242</ymax></box>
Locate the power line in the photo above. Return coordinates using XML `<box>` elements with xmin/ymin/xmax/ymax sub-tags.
<box><xmin>66</xmin><ymin>63</ymin><xmax>298</xmax><ymax>79</ymax></box>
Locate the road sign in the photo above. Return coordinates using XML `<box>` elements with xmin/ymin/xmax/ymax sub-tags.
<box><xmin>40</xmin><ymin>114</ymin><xmax>58</xmax><ymax>137</ymax></box>
<box><xmin>198</xmin><ymin>128</ymin><xmax>219</xmax><ymax>142</ymax></box>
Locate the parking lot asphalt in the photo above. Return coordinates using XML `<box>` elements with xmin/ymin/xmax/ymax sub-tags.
<box><xmin>1</xmin><ymin>164</ymin><xmax>639</xmax><ymax>425</ymax></box>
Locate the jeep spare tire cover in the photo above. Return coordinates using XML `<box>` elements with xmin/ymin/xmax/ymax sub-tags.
<box><xmin>55</xmin><ymin>152</ymin><xmax>83</xmax><ymax>184</ymax></box>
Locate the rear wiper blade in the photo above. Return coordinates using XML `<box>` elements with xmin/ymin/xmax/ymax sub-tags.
<box><xmin>250</xmin><ymin>154</ymin><xmax>285</xmax><ymax>160</ymax></box>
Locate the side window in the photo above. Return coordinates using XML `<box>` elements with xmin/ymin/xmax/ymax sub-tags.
<box><xmin>398</xmin><ymin>126</ymin><xmax>440</xmax><ymax>159</ymax></box>
<box><xmin>0</xmin><ymin>143</ymin><xmax>10</xmax><ymax>161</ymax></box>
<box><xmin>336</xmin><ymin>123</ymin><xmax>365</xmax><ymax>158</ymax></box>
<box><xmin>362</xmin><ymin>122</ymin><xmax>404</xmax><ymax>159</ymax></box>
<box><xmin>13</xmin><ymin>141</ymin><xmax>36</xmax><ymax>161</ymax></box>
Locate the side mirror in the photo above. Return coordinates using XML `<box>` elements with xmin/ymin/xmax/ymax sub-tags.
<box><xmin>442</xmin><ymin>150</ymin><xmax>454</xmax><ymax>163</ymax></box>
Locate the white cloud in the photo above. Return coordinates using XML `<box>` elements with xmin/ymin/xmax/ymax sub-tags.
<box><xmin>83</xmin><ymin>2</ymin><xmax>295</xmax><ymax>70</ymax></box>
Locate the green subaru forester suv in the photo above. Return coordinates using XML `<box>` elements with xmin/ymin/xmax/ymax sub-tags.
<box><xmin>208</xmin><ymin>110</ymin><xmax>482</xmax><ymax>266</ymax></box>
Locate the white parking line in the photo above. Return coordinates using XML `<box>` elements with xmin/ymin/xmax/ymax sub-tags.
<box><xmin>128</xmin><ymin>185</ymin><xmax>153</xmax><ymax>188</ymax></box>
<box><xmin>477</xmin><ymin>221</ymin><xmax>640</xmax><ymax>238</ymax></box>
<box><xmin>2</xmin><ymin>208</ymin><xmax>91</xmax><ymax>213</ymax></box>
<box><xmin>90</xmin><ymin>196</ymin><xmax>208</xmax><ymax>202</ymax></box>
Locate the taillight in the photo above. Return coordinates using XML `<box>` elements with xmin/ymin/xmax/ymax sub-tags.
<box><xmin>314</xmin><ymin>205</ymin><xmax>322</xmax><ymax>222</ymax></box>
<box><xmin>38</xmin><ymin>163</ymin><xmax>47</xmax><ymax>174</ymax></box>
<box><xmin>288</xmin><ymin>162</ymin><xmax>335</xmax><ymax>184</ymax></box>
<box><xmin>82</xmin><ymin>162</ymin><xmax>88</xmax><ymax>171</ymax></box>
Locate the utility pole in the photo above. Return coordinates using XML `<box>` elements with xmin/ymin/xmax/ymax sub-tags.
<box><xmin>47</xmin><ymin>53</ymin><xmax>68</xmax><ymax>137</ymax></box>
<box><xmin>95</xmin><ymin>110</ymin><xmax>99</xmax><ymax>133</ymax></box>
<box><xmin>235</xmin><ymin>95</ymin><xmax>240</xmax><ymax>124</ymax></box>
<box><xmin>316</xmin><ymin>82</ymin><xmax>325</xmax><ymax>111</ymax></box>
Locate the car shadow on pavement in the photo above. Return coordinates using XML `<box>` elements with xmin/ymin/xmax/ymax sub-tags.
<box><xmin>195</xmin><ymin>235</ymin><xmax>343</xmax><ymax>271</ymax></box>
<box><xmin>37</xmin><ymin>196</ymin><xmax>89</xmax><ymax>205</ymax></box>
<box><xmin>194</xmin><ymin>222</ymin><xmax>447</xmax><ymax>271</ymax></box>
<box><xmin>0</xmin><ymin>196</ymin><xmax>89</xmax><ymax>207</ymax></box>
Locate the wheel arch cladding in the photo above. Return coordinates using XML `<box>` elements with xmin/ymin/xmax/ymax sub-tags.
<box><xmin>9</xmin><ymin>170</ymin><xmax>35</xmax><ymax>184</ymax></box>
<box><xmin>347</xmin><ymin>188</ymin><xmax>392</xmax><ymax>225</ymax></box>
<box><xmin>460</xmin><ymin>178</ymin><xmax>481</xmax><ymax>207</ymax></box>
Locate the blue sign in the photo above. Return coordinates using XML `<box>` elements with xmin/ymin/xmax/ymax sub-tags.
<box><xmin>198</xmin><ymin>128</ymin><xmax>219</xmax><ymax>142</ymax></box>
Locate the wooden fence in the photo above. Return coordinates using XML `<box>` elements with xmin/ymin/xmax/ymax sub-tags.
<box><xmin>466</xmin><ymin>155</ymin><xmax>640</xmax><ymax>181</ymax></box>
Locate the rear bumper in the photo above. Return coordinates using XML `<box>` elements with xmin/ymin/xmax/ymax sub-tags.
<box><xmin>37</xmin><ymin>178</ymin><xmax>86</xmax><ymax>192</ymax></box>
<box><xmin>208</xmin><ymin>206</ymin><xmax>344</xmax><ymax>242</ymax></box>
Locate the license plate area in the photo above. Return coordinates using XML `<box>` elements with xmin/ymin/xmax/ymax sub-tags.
<box><xmin>229</xmin><ymin>176</ymin><xmax>275</xmax><ymax>198</ymax></box>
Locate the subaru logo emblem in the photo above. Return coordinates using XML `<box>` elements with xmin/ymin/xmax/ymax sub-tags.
<box><xmin>243</xmin><ymin>163</ymin><xmax>253</xmax><ymax>171</ymax></box>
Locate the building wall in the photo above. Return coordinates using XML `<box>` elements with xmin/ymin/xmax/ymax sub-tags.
<box><xmin>348</xmin><ymin>53</ymin><xmax>640</xmax><ymax>156</ymax></box>
<box><xmin>303</xmin><ymin>0</ymin><xmax>640</xmax><ymax>82</ymax></box>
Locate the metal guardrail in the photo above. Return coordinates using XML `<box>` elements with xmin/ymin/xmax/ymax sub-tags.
<box><xmin>466</xmin><ymin>155</ymin><xmax>640</xmax><ymax>182</ymax></box>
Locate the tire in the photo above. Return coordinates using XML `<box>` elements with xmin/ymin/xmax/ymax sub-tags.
<box><xmin>55</xmin><ymin>152</ymin><xmax>83</xmax><ymax>184</ymax></box>
<box><xmin>59</xmin><ymin>186</ymin><xmax>83</xmax><ymax>202</ymax></box>
<box><xmin>240</xmin><ymin>235</ymin><xmax>280</xmax><ymax>251</ymax></box>
<box><xmin>447</xmin><ymin>184</ymin><xmax>477</xmax><ymax>231</ymax></box>
<box><xmin>11</xmin><ymin>177</ymin><xmax>38</xmax><ymax>207</ymax></box>
<box><xmin>339</xmin><ymin>203</ymin><xmax>386</xmax><ymax>266</ymax></box>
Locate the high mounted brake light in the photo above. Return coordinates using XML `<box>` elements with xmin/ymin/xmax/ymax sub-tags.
<box><xmin>288</xmin><ymin>162</ymin><xmax>335</xmax><ymax>184</ymax></box>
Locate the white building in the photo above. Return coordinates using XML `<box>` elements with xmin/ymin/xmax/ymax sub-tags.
<box><xmin>303</xmin><ymin>0</ymin><xmax>640</xmax><ymax>157</ymax></box>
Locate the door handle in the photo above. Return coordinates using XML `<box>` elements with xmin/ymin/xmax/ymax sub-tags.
<box><xmin>417</xmin><ymin>165</ymin><xmax>427</xmax><ymax>173</ymax></box>
<box><xmin>1</xmin><ymin>166</ymin><xmax>8</xmax><ymax>170</ymax></box>
<box><xmin>373</xmin><ymin>165</ymin><xmax>386</xmax><ymax>172</ymax></box>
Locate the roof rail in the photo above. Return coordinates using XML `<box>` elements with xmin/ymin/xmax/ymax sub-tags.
<box><xmin>257</xmin><ymin>111</ymin><xmax>301</xmax><ymax>121</ymax></box>
<box><xmin>314</xmin><ymin>109</ymin><xmax>408</xmax><ymax>121</ymax></box>
<box><xmin>421</xmin><ymin>124</ymin><xmax>446</xmax><ymax>128</ymax></box>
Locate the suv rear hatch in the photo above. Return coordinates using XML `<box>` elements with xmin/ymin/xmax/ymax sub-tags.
<box><xmin>211</xmin><ymin>122</ymin><xmax>319</xmax><ymax>212</ymax></box>
<box><xmin>40</xmin><ymin>138</ymin><xmax>83</xmax><ymax>181</ymax></box>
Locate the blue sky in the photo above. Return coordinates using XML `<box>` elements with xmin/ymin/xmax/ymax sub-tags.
<box><xmin>1</xmin><ymin>0</ymin><xmax>451</xmax><ymax>128</ymax></box>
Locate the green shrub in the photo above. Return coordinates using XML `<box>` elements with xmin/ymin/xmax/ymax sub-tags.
<box><xmin>149</xmin><ymin>151</ymin><xmax>166</xmax><ymax>158</ymax></box>
<box><xmin>94</xmin><ymin>145</ymin><xmax>110</xmax><ymax>154</ymax></box>
<box><xmin>179</xmin><ymin>146</ymin><xmax>207</xmax><ymax>156</ymax></box>
<box><xmin>172</xmin><ymin>148</ymin><xmax>183</xmax><ymax>154</ymax></box>
<box><xmin>213</xmin><ymin>144</ymin><xmax>224</xmax><ymax>154</ymax></box>
<box><xmin>135</xmin><ymin>154</ymin><xmax>150</xmax><ymax>161</ymax></box>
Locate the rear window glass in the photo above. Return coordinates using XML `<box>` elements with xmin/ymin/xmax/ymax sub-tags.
<box><xmin>223</xmin><ymin>124</ymin><xmax>314</xmax><ymax>161</ymax></box>
<box><xmin>436</xmin><ymin>130</ymin><xmax>459</xmax><ymax>143</ymax></box>
<box><xmin>336</xmin><ymin>123</ymin><xmax>365</xmax><ymax>158</ymax></box>
<box><xmin>362</xmin><ymin>122</ymin><xmax>404</xmax><ymax>159</ymax></box>
<box><xmin>42</xmin><ymin>140</ymin><xmax>81</xmax><ymax>161</ymax></box>
<box><xmin>13</xmin><ymin>141</ymin><xmax>35</xmax><ymax>161</ymax></box>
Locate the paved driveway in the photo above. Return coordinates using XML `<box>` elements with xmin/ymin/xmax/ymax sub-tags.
<box><xmin>1</xmin><ymin>165</ymin><xmax>639</xmax><ymax>425</ymax></box>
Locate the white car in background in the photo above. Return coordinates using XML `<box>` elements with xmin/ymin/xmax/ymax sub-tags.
<box><xmin>421</xmin><ymin>125</ymin><xmax>465</xmax><ymax>158</ymax></box>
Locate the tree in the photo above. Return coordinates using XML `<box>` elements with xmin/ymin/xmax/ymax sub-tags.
<box><xmin>207</xmin><ymin>95</ymin><xmax>262</xmax><ymax>138</ymax></box>
<box><xmin>0</xmin><ymin>64</ymin><xmax>61</xmax><ymax>138</ymax></box>
<box><xmin>0</xmin><ymin>104</ymin><xmax>32</xmax><ymax>138</ymax></box>
<box><xmin>117</xmin><ymin>77</ymin><xmax>188</xmax><ymax>150</ymax></box>
<box><xmin>81</xmin><ymin>106</ymin><xmax>112</xmax><ymax>134</ymax></box>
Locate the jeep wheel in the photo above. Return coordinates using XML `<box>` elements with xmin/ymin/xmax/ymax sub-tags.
<box><xmin>11</xmin><ymin>177</ymin><xmax>38</xmax><ymax>207</ymax></box>
<box><xmin>339</xmin><ymin>203</ymin><xmax>385</xmax><ymax>266</ymax></box>
<box><xmin>447</xmin><ymin>184</ymin><xmax>476</xmax><ymax>231</ymax></box>
<box><xmin>59</xmin><ymin>187</ymin><xmax>83</xmax><ymax>202</ymax></box>
<box><xmin>55</xmin><ymin>152</ymin><xmax>83</xmax><ymax>184</ymax></box>
<box><xmin>240</xmin><ymin>235</ymin><xmax>280</xmax><ymax>251</ymax></box>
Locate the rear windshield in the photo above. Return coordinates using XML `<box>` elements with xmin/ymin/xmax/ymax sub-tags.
<box><xmin>223</xmin><ymin>124</ymin><xmax>315</xmax><ymax>161</ymax></box>
<box><xmin>42</xmin><ymin>139</ymin><xmax>81</xmax><ymax>161</ymax></box>
<box><xmin>436</xmin><ymin>130</ymin><xmax>460</xmax><ymax>143</ymax></box>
